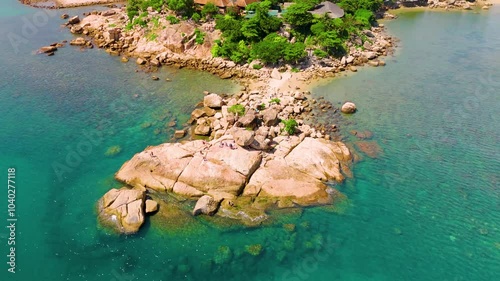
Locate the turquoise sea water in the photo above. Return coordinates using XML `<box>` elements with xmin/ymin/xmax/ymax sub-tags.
<box><xmin>0</xmin><ymin>2</ymin><xmax>499</xmax><ymax>281</ymax></box>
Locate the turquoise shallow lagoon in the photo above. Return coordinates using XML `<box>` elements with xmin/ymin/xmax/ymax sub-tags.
<box><xmin>0</xmin><ymin>2</ymin><xmax>499</xmax><ymax>281</ymax></box>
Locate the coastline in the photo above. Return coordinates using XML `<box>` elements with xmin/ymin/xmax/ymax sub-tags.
<box><xmin>50</xmin><ymin>6</ymin><xmax>395</xmax><ymax>96</ymax></box>
<box><xmin>20</xmin><ymin>0</ymin><xmax>122</xmax><ymax>8</ymax></box>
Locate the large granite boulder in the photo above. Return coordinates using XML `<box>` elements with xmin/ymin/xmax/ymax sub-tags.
<box><xmin>244</xmin><ymin>137</ymin><xmax>350</xmax><ymax>206</ymax></box>
<box><xmin>204</xmin><ymin>93</ymin><xmax>223</xmax><ymax>108</ymax></box>
<box><xmin>285</xmin><ymin>138</ymin><xmax>350</xmax><ymax>182</ymax></box>
<box><xmin>145</xmin><ymin>199</ymin><xmax>159</xmax><ymax>213</ymax></box>
<box><xmin>115</xmin><ymin>143</ymin><xmax>194</xmax><ymax>192</ymax></box>
<box><xmin>235</xmin><ymin>109</ymin><xmax>257</xmax><ymax>127</ymax></box>
<box><xmin>176</xmin><ymin>154</ymin><xmax>247</xmax><ymax>195</ymax></box>
<box><xmin>245</xmin><ymin>159</ymin><xmax>334</xmax><ymax>206</ymax></box>
<box><xmin>115</xmin><ymin>140</ymin><xmax>262</xmax><ymax>197</ymax></box>
<box><xmin>193</xmin><ymin>195</ymin><xmax>220</xmax><ymax>216</ymax></box>
<box><xmin>262</xmin><ymin>108</ymin><xmax>280</xmax><ymax>126</ymax></box>
<box><xmin>230</xmin><ymin>127</ymin><xmax>255</xmax><ymax>147</ymax></box>
<box><xmin>68</xmin><ymin>16</ymin><xmax>80</xmax><ymax>25</ymax></box>
<box><xmin>98</xmin><ymin>187</ymin><xmax>146</xmax><ymax>234</ymax></box>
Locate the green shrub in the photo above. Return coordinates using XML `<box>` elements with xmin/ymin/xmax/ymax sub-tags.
<box><xmin>166</xmin><ymin>0</ymin><xmax>194</xmax><ymax>14</ymax></box>
<box><xmin>269</xmin><ymin>98</ymin><xmax>281</xmax><ymax>104</ymax></box>
<box><xmin>281</xmin><ymin>119</ymin><xmax>298</xmax><ymax>135</ymax></box>
<box><xmin>228</xmin><ymin>104</ymin><xmax>246</xmax><ymax>116</ymax></box>
<box><xmin>166</xmin><ymin>15</ymin><xmax>180</xmax><ymax>24</ymax></box>
<box><xmin>313</xmin><ymin>49</ymin><xmax>328</xmax><ymax>58</ymax></box>
<box><xmin>191</xmin><ymin>12</ymin><xmax>201</xmax><ymax>23</ymax></box>
<box><xmin>194</xmin><ymin>28</ymin><xmax>205</xmax><ymax>45</ymax></box>
<box><xmin>354</xmin><ymin>9</ymin><xmax>374</xmax><ymax>29</ymax></box>
<box><xmin>201</xmin><ymin>2</ymin><xmax>219</xmax><ymax>18</ymax></box>
<box><xmin>252</xmin><ymin>64</ymin><xmax>263</xmax><ymax>70</ymax></box>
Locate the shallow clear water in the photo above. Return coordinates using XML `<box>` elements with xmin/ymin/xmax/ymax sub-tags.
<box><xmin>0</xmin><ymin>2</ymin><xmax>499</xmax><ymax>281</ymax></box>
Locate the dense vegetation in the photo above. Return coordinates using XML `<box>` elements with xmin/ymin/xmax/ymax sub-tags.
<box><xmin>125</xmin><ymin>0</ymin><xmax>383</xmax><ymax>65</ymax></box>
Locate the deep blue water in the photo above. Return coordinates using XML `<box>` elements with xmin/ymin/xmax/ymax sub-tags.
<box><xmin>0</xmin><ymin>2</ymin><xmax>499</xmax><ymax>281</ymax></box>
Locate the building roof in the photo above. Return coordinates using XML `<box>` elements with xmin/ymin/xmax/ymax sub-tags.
<box><xmin>194</xmin><ymin>0</ymin><xmax>259</xmax><ymax>7</ymax></box>
<box><xmin>309</xmin><ymin>1</ymin><xmax>345</xmax><ymax>18</ymax></box>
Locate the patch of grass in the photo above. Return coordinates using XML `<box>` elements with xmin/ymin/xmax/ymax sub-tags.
<box><xmin>269</xmin><ymin>98</ymin><xmax>281</xmax><ymax>105</ymax></box>
<box><xmin>166</xmin><ymin>15</ymin><xmax>179</xmax><ymax>24</ymax></box>
<box><xmin>151</xmin><ymin>16</ymin><xmax>160</xmax><ymax>28</ymax></box>
<box><xmin>291</xmin><ymin>67</ymin><xmax>300</xmax><ymax>73</ymax></box>
<box><xmin>252</xmin><ymin>64</ymin><xmax>263</xmax><ymax>70</ymax></box>
<box><xmin>108</xmin><ymin>23</ymin><xmax>116</xmax><ymax>28</ymax></box>
<box><xmin>281</xmin><ymin>119</ymin><xmax>298</xmax><ymax>135</ymax></box>
<box><xmin>313</xmin><ymin>49</ymin><xmax>328</xmax><ymax>58</ymax></box>
<box><xmin>194</xmin><ymin>28</ymin><xmax>205</xmax><ymax>45</ymax></box>
<box><xmin>228</xmin><ymin>104</ymin><xmax>246</xmax><ymax>116</ymax></box>
<box><xmin>147</xmin><ymin>33</ymin><xmax>158</xmax><ymax>42</ymax></box>
<box><xmin>125</xmin><ymin>22</ymin><xmax>133</xmax><ymax>31</ymax></box>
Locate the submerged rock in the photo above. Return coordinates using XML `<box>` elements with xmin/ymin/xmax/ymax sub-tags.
<box><xmin>39</xmin><ymin>46</ymin><xmax>57</xmax><ymax>54</ymax></box>
<box><xmin>355</xmin><ymin>141</ymin><xmax>382</xmax><ymax>158</ymax></box>
<box><xmin>341</xmin><ymin>102</ymin><xmax>357</xmax><ymax>114</ymax></box>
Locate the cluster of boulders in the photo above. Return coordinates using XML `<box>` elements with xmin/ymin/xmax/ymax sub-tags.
<box><xmin>98</xmin><ymin>90</ymin><xmax>355</xmax><ymax>233</ymax></box>
<box><xmin>427</xmin><ymin>0</ymin><xmax>492</xmax><ymax>10</ymax></box>
<box><xmin>98</xmin><ymin>186</ymin><xmax>158</xmax><ymax>233</ymax></box>
<box><xmin>186</xmin><ymin>90</ymin><xmax>348</xmax><ymax>144</ymax></box>
<box><xmin>392</xmin><ymin>0</ymin><xmax>493</xmax><ymax>10</ymax></box>
<box><xmin>21</xmin><ymin>0</ymin><xmax>119</xmax><ymax>9</ymax></box>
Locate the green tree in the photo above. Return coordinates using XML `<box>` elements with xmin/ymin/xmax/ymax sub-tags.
<box><xmin>241</xmin><ymin>20</ymin><xmax>261</xmax><ymax>42</ymax></box>
<box><xmin>167</xmin><ymin>0</ymin><xmax>193</xmax><ymax>14</ymax></box>
<box><xmin>191</xmin><ymin>12</ymin><xmax>201</xmax><ymax>22</ymax></box>
<box><xmin>127</xmin><ymin>0</ymin><xmax>141</xmax><ymax>20</ymax></box>
<box><xmin>338</xmin><ymin>0</ymin><xmax>383</xmax><ymax>14</ymax></box>
<box><xmin>201</xmin><ymin>3</ymin><xmax>219</xmax><ymax>18</ymax></box>
<box><xmin>250</xmin><ymin>33</ymin><xmax>287</xmax><ymax>64</ymax></box>
<box><xmin>282</xmin><ymin>1</ymin><xmax>314</xmax><ymax>28</ymax></box>
<box><xmin>354</xmin><ymin>9</ymin><xmax>375</xmax><ymax>29</ymax></box>
<box><xmin>283</xmin><ymin>42</ymin><xmax>306</xmax><ymax>64</ymax></box>
<box><xmin>215</xmin><ymin>15</ymin><xmax>244</xmax><ymax>42</ymax></box>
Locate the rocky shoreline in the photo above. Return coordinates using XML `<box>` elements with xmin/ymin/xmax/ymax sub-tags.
<box><xmin>38</xmin><ymin>5</ymin><xmax>396</xmax><ymax>83</ymax></box>
<box><xmin>20</xmin><ymin>0</ymin><xmax>120</xmax><ymax>9</ymax></box>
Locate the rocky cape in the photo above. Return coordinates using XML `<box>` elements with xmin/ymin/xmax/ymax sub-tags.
<box><xmin>98</xmin><ymin>89</ymin><xmax>356</xmax><ymax>234</ymax></box>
